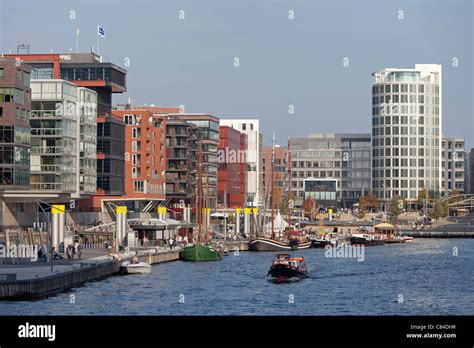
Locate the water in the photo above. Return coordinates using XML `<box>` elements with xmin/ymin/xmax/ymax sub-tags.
<box><xmin>1</xmin><ymin>239</ymin><xmax>473</xmax><ymax>315</ymax></box>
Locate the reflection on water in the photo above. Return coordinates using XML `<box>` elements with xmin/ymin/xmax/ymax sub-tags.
<box><xmin>0</xmin><ymin>239</ymin><xmax>473</xmax><ymax>315</ymax></box>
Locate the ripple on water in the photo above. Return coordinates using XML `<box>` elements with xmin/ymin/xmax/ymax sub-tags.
<box><xmin>1</xmin><ymin>239</ymin><xmax>473</xmax><ymax>315</ymax></box>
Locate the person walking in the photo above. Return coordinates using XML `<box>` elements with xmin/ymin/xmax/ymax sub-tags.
<box><xmin>77</xmin><ymin>244</ymin><xmax>83</xmax><ymax>260</ymax></box>
<box><xmin>169</xmin><ymin>238</ymin><xmax>174</xmax><ymax>250</ymax></box>
<box><xmin>66</xmin><ymin>245</ymin><xmax>71</xmax><ymax>260</ymax></box>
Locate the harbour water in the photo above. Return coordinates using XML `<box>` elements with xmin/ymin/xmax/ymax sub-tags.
<box><xmin>1</xmin><ymin>239</ymin><xmax>473</xmax><ymax>315</ymax></box>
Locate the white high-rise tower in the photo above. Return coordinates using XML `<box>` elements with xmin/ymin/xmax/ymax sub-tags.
<box><xmin>371</xmin><ymin>64</ymin><xmax>442</xmax><ymax>209</ymax></box>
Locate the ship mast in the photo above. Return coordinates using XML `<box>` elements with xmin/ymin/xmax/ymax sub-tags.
<box><xmin>205</xmin><ymin>174</ymin><xmax>209</xmax><ymax>240</ymax></box>
<box><xmin>197</xmin><ymin>140</ymin><xmax>203</xmax><ymax>243</ymax></box>
<box><xmin>287</xmin><ymin>137</ymin><xmax>291</xmax><ymax>224</ymax></box>
<box><xmin>271</xmin><ymin>132</ymin><xmax>275</xmax><ymax>240</ymax></box>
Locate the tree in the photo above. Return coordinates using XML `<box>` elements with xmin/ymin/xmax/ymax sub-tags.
<box><xmin>417</xmin><ymin>187</ymin><xmax>430</xmax><ymax>210</ymax></box>
<box><xmin>431</xmin><ymin>200</ymin><xmax>448</xmax><ymax>222</ymax></box>
<box><xmin>357</xmin><ymin>192</ymin><xmax>380</xmax><ymax>217</ymax></box>
<box><xmin>365</xmin><ymin>192</ymin><xmax>380</xmax><ymax>212</ymax></box>
<box><xmin>388</xmin><ymin>195</ymin><xmax>403</xmax><ymax>217</ymax></box>
<box><xmin>358</xmin><ymin>195</ymin><xmax>368</xmax><ymax>218</ymax></box>
<box><xmin>303</xmin><ymin>197</ymin><xmax>320</xmax><ymax>220</ymax></box>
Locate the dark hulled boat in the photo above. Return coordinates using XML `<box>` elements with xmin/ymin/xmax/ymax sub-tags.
<box><xmin>267</xmin><ymin>254</ymin><xmax>309</xmax><ymax>283</ymax></box>
<box><xmin>249</xmin><ymin>237</ymin><xmax>311</xmax><ymax>251</ymax></box>
<box><xmin>309</xmin><ymin>233</ymin><xmax>337</xmax><ymax>249</ymax></box>
<box><xmin>349</xmin><ymin>233</ymin><xmax>386</xmax><ymax>246</ymax></box>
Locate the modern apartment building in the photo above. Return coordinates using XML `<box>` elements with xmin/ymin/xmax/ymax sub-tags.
<box><xmin>218</xmin><ymin>126</ymin><xmax>247</xmax><ymax>208</ymax></box>
<box><xmin>171</xmin><ymin>114</ymin><xmax>220</xmax><ymax>209</ymax></box>
<box><xmin>165</xmin><ymin>117</ymin><xmax>198</xmax><ymax>208</ymax></box>
<box><xmin>262</xmin><ymin>145</ymin><xmax>288</xmax><ymax>210</ymax></box>
<box><xmin>220</xmin><ymin>119</ymin><xmax>263</xmax><ymax>207</ymax></box>
<box><xmin>288</xmin><ymin>134</ymin><xmax>371</xmax><ymax>209</ymax></box>
<box><xmin>29</xmin><ymin>79</ymin><xmax>97</xmax><ymax>199</ymax></box>
<box><xmin>371</xmin><ymin>64</ymin><xmax>442</xmax><ymax>207</ymax></box>
<box><xmin>6</xmin><ymin>52</ymin><xmax>127</xmax><ymax>210</ymax></box>
<box><xmin>0</xmin><ymin>58</ymin><xmax>31</xmax><ymax>192</ymax></box>
<box><xmin>105</xmin><ymin>110</ymin><xmax>167</xmax><ymax>212</ymax></box>
<box><xmin>441</xmin><ymin>137</ymin><xmax>465</xmax><ymax>194</ymax></box>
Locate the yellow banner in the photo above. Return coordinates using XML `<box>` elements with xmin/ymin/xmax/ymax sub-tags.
<box><xmin>252</xmin><ymin>208</ymin><xmax>258</xmax><ymax>214</ymax></box>
<box><xmin>244</xmin><ymin>208</ymin><xmax>251</xmax><ymax>214</ymax></box>
<box><xmin>235</xmin><ymin>208</ymin><xmax>241</xmax><ymax>214</ymax></box>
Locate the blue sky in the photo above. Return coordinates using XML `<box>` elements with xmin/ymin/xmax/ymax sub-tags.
<box><xmin>1</xmin><ymin>0</ymin><xmax>472</xmax><ymax>147</ymax></box>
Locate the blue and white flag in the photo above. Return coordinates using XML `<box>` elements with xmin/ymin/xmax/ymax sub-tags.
<box><xmin>97</xmin><ymin>25</ymin><xmax>105</xmax><ymax>38</ymax></box>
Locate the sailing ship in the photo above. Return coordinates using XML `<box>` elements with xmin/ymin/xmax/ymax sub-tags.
<box><xmin>180</xmin><ymin>140</ymin><xmax>223</xmax><ymax>261</ymax></box>
<box><xmin>267</xmin><ymin>253</ymin><xmax>309</xmax><ymax>283</ymax></box>
<box><xmin>249</xmin><ymin>134</ymin><xmax>310</xmax><ymax>251</ymax></box>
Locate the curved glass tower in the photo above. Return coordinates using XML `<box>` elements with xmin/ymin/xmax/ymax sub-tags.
<box><xmin>371</xmin><ymin>64</ymin><xmax>442</xmax><ymax>208</ymax></box>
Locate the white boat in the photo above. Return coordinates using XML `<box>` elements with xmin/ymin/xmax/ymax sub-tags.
<box><xmin>402</xmin><ymin>236</ymin><xmax>414</xmax><ymax>242</ymax></box>
<box><xmin>120</xmin><ymin>260</ymin><xmax>152</xmax><ymax>274</ymax></box>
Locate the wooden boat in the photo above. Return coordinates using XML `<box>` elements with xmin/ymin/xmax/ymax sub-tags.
<box><xmin>267</xmin><ymin>254</ymin><xmax>309</xmax><ymax>283</ymax></box>
<box><xmin>180</xmin><ymin>243</ymin><xmax>223</xmax><ymax>261</ymax></box>
<box><xmin>402</xmin><ymin>236</ymin><xmax>414</xmax><ymax>242</ymax></box>
<box><xmin>249</xmin><ymin>237</ymin><xmax>310</xmax><ymax>251</ymax></box>
<box><xmin>180</xmin><ymin>141</ymin><xmax>223</xmax><ymax>262</ymax></box>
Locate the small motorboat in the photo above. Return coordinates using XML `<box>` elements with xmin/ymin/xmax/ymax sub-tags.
<box><xmin>310</xmin><ymin>233</ymin><xmax>337</xmax><ymax>248</ymax></box>
<box><xmin>402</xmin><ymin>236</ymin><xmax>414</xmax><ymax>242</ymax></box>
<box><xmin>267</xmin><ymin>254</ymin><xmax>309</xmax><ymax>283</ymax></box>
<box><xmin>120</xmin><ymin>256</ymin><xmax>152</xmax><ymax>274</ymax></box>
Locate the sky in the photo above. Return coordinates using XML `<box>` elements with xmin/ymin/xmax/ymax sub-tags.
<box><xmin>1</xmin><ymin>0</ymin><xmax>473</xmax><ymax>148</ymax></box>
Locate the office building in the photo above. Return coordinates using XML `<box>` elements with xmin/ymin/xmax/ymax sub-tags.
<box><xmin>288</xmin><ymin>134</ymin><xmax>371</xmax><ymax>209</ymax></box>
<box><xmin>441</xmin><ymin>137</ymin><xmax>465</xmax><ymax>194</ymax></box>
<box><xmin>371</xmin><ymin>64</ymin><xmax>442</xmax><ymax>207</ymax></box>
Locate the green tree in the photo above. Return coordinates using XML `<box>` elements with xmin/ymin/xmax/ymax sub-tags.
<box><xmin>388</xmin><ymin>195</ymin><xmax>403</xmax><ymax>217</ymax></box>
<box><xmin>431</xmin><ymin>200</ymin><xmax>448</xmax><ymax>222</ymax></box>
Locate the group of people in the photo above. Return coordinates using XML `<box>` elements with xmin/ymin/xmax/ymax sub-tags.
<box><xmin>162</xmin><ymin>235</ymin><xmax>188</xmax><ymax>249</ymax></box>
<box><xmin>65</xmin><ymin>244</ymin><xmax>83</xmax><ymax>260</ymax></box>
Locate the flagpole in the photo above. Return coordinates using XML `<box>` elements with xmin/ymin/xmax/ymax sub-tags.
<box><xmin>76</xmin><ymin>28</ymin><xmax>80</xmax><ymax>53</ymax></box>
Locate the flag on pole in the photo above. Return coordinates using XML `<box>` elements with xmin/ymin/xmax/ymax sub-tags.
<box><xmin>97</xmin><ymin>25</ymin><xmax>105</xmax><ymax>38</ymax></box>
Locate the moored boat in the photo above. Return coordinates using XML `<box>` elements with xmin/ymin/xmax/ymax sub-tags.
<box><xmin>402</xmin><ymin>236</ymin><xmax>414</xmax><ymax>242</ymax></box>
<box><xmin>249</xmin><ymin>237</ymin><xmax>311</xmax><ymax>251</ymax></box>
<box><xmin>179</xmin><ymin>243</ymin><xmax>223</xmax><ymax>261</ymax></box>
<box><xmin>310</xmin><ymin>233</ymin><xmax>337</xmax><ymax>248</ymax></box>
<box><xmin>267</xmin><ymin>254</ymin><xmax>309</xmax><ymax>283</ymax></box>
<box><xmin>349</xmin><ymin>232</ymin><xmax>386</xmax><ymax>246</ymax></box>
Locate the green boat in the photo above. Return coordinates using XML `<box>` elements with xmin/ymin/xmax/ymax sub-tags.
<box><xmin>179</xmin><ymin>243</ymin><xmax>223</xmax><ymax>261</ymax></box>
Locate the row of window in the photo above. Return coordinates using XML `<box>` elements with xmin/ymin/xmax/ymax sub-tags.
<box><xmin>373</xmin><ymin>94</ymin><xmax>439</xmax><ymax>105</ymax></box>
<box><xmin>372</xmin><ymin>104</ymin><xmax>440</xmax><ymax>116</ymax></box>
<box><xmin>372</xmin><ymin>115</ymin><xmax>440</xmax><ymax>126</ymax></box>
<box><xmin>373</xmin><ymin>157</ymin><xmax>440</xmax><ymax>167</ymax></box>
<box><xmin>0</xmin><ymin>87</ymin><xmax>28</xmax><ymax>105</ymax></box>
<box><xmin>372</xmin><ymin>147</ymin><xmax>439</xmax><ymax>157</ymax></box>
<box><xmin>372</xmin><ymin>83</ymin><xmax>439</xmax><ymax>95</ymax></box>
<box><xmin>373</xmin><ymin>127</ymin><xmax>439</xmax><ymax>137</ymax></box>
<box><xmin>373</xmin><ymin>168</ymin><xmax>439</xmax><ymax>178</ymax></box>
